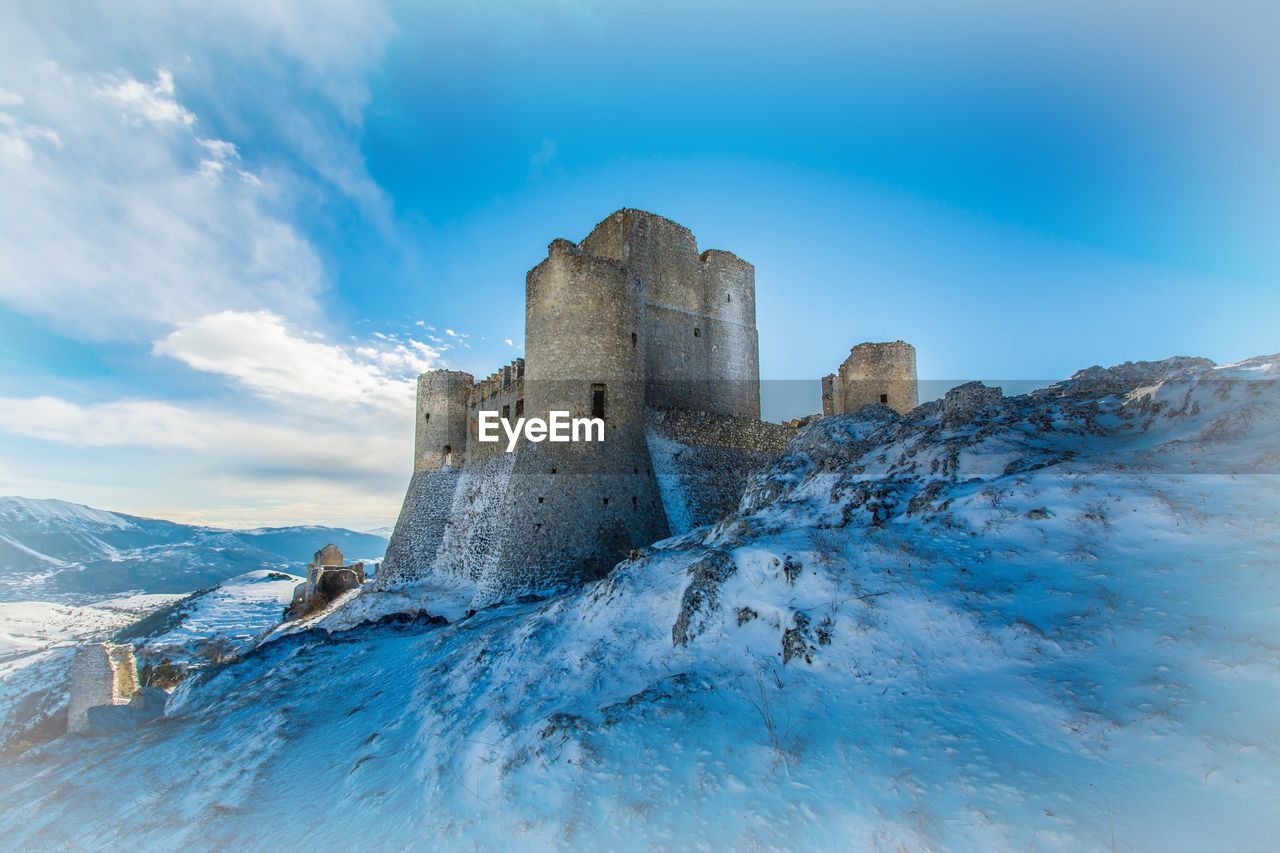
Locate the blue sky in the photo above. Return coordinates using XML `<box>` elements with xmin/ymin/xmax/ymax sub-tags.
<box><xmin>0</xmin><ymin>0</ymin><xmax>1276</xmax><ymax>528</ymax></box>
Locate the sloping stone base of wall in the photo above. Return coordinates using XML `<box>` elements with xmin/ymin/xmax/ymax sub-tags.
<box><xmin>381</xmin><ymin>467</ymin><xmax>462</xmax><ymax>586</ymax></box>
<box><xmin>382</xmin><ymin>408</ymin><xmax>797</xmax><ymax>596</ymax></box>
<box><xmin>646</xmin><ymin>409</ymin><xmax>796</xmax><ymax>534</ymax></box>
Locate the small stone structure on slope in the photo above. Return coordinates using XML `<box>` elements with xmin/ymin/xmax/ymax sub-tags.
<box><xmin>822</xmin><ymin>340</ymin><xmax>919</xmax><ymax>416</ymax></box>
<box><xmin>289</xmin><ymin>544</ymin><xmax>366</xmax><ymax>617</ymax></box>
<box><xmin>66</xmin><ymin>642</ymin><xmax>140</xmax><ymax>734</ymax></box>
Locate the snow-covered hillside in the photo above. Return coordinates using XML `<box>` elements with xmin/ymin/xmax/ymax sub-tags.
<box><xmin>0</xmin><ymin>572</ymin><xmax>302</xmax><ymax>755</ymax></box>
<box><xmin>0</xmin><ymin>594</ymin><xmax>184</xmax><ymax>756</ymax></box>
<box><xmin>0</xmin><ymin>498</ymin><xmax>387</xmax><ymax>601</ymax></box>
<box><xmin>120</xmin><ymin>570</ymin><xmax>304</xmax><ymax>665</ymax></box>
<box><xmin>0</xmin><ymin>356</ymin><xmax>1276</xmax><ymax>849</ymax></box>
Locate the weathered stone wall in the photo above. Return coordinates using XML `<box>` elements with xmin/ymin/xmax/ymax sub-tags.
<box><xmin>823</xmin><ymin>340</ymin><xmax>919</xmax><ymax>416</ymax></box>
<box><xmin>580</xmin><ymin>209</ymin><xmax>761</xmax><ymax>420</ymax></box>
<box><xmin>415</xmin><ymin>370</ymin><xmax>473</xmax><ymax>472</ymax></box>
<box><xmin>432</xmin><ymin>453</ymin><xmax>513</xmax><ymax>584</ymax></box>
<box><xmin>647</xmin><ymin>408</ymin><xmax>796</xmax><ymax>454</ymax></box>
<box><xmin>386</xmin><ymin>210</ymin><xmax>781</xmax><ymax>606</ymax></box>
<box><xmin>67</xmin><ymin>643</ymin><xmax>137</xmax><ymax>735</ymax></box>
<box><xmin>646</xmin><ymin>409</ymin><xmax>795</xmax><ymax>533</ymax></box>
<box><xmin>475</xmin><ymin>239</ymin><xmax>670</xmax><ymax>605</ymax></box>
<box><xmin>465</xmin><ymin>359</ymin><xmax>525</xmax><ymax>464</ymax></box>
<box><xmin>381</xmin><ymin>467</ymin><xmax>463</xmax><ymax>584</ymax></box>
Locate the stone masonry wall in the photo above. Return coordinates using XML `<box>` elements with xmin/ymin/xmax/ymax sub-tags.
<box><xmin>384</xmin><ymin>210</ymin><xmax>783</xmax><ymax>607</ymax></box>
<box><xmin>823</xmin><ymin>340</ymin><xmax>919</xmax><ymax>416</ymax></box>
<box><xmin>67</xmin><ymin>643</ymin><xmax>137</xmax><ymax>734</ymax></box>
<box><xmin>646</xmin><ymin>409</ymin><xmax>796</xmax><ymax>533</ymax></box>
<box><xmin>580</xmin><ymin>209</ymin><xmax>761</xmax><ymax>420</ymax></box>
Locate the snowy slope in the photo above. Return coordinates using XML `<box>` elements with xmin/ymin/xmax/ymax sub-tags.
<box><xmin>0</xmin><ymin>498</ymin><xmax>387</xmax><ymax>601</ymax></box>
<box><xmin>124</xmin><ymin>570</ymin><xmax>304</xmax><ymax>665</ymax></box>
<box><xmin>0</xmin><ymin>356</ymin><xmax>1276</xmax><ymax>849</ymax></box>
<box><xmin>0</xmin><ymin>572</ymin><xmax>302</xmax><ymax>754</ymax></box>
<box><xmin>0</xmin><ymin>594</ymin><xmax>185</xmax><ymax>755</ymax></box>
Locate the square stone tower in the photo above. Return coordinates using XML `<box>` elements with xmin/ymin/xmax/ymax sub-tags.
<box><xmin>384</xmin><ymin>209</ymin><xmax>778</xmax><ymax>607</ymax></box>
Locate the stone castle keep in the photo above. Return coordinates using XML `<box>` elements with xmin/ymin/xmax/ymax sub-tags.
<box><xmin>383</xmin><ymin>209</ymin><xmax>916</xmax><ymax>607</ymax></box>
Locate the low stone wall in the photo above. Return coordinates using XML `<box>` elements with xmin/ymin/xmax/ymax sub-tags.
<box><xmin>646</xmin><ymin>408</ymin><xmax>796</xmax><ymax>454</ymax></box>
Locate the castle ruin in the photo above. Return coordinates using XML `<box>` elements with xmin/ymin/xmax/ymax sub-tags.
<box><xmin>67</xmin><ymin>643</ymin><xmax>139</xmax><ymax>734</ymax></box>
<box><xmin>822</xmin><ymin>341</ymin><xmax>919</xmax><ymax>416</ymax></box>
<box><xmin>289</xmin><ymin>544</ymin><xmax>366</xmax><ymax>617</ymax></box>
<box><xmin>383</xmin><ymin>209</ymin><xmax>917</xmax><ymax>608</ymax></box>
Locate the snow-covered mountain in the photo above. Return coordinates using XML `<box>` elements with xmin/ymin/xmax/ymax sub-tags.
<box><xmin>0</xmin><ymin>498</ymin><xmax>388</xmax><ymax>602</ymax></box>
<box><xmin>0</xmin><ymin>355</ymin><xmax>1276</xmax><ymax>849</ymax></box>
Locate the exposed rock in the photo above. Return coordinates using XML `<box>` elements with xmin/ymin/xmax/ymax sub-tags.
<box><xmin>941</xmin><ymin>381</ymin><xmax>1003</xmax><ymax>427</ymax></box>
<box><xmin>672</xmin><ymin>550</ymin><xmax>737</xmax><ymax>646</ymax></box>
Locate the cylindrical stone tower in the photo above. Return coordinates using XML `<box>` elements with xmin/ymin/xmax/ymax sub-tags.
<box><xmin>700</xmin><ymin>249</ymin><xmax>760</xmax><ymax>419</ymax></box>
<box><xmin>579</xmin><ymin>209</ymin><xmax>761</xmax><ymax>420</ymax></box>
<box><xmin>827</xmin><ymin>341</ymin><xmax>919</xmax><ymax>415</ymax></box>
<box><xmin>414</xmin><ymin>370</ymin><xmax>473</xmax><ymax>472</ymax></box>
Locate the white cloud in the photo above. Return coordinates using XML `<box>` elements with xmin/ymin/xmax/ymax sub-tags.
<box><xmin>0</xmin><ymin>1</ymin><xmax>411</xmax><ymax>527</ymax></box>
<box><xmin>0</xmin><ymin>394</ymin><xmax>409</xmax><ymax>528</ymax></box>
<box><xmin>153</xmin><ymin>310</ymin><xmax>442</xmax><ymax>414</ymax></box>
<box><xmin>0</xmin><ymin>397</ymin><xmax>208</xmax><ymax>449</ymax></box>
<box><xmin>98</xmin><ymin>68</ymin><xmax>194</xmax><ymax>126</ymax></box>
<box><xmin>0</xmin><ymin>394</ymin><xmax>399</xmax><ymax>464</ymax></box>
<box><xmin>0</xmin><ymin>60</ymin><xmax>327</xmax><ymax>340</ymax></box>
<box><xmin>0</xmin><ymin>2</ymin><xmax>395</xmax><ymax>341</ymax></box>
<box><xmin>504</xmin><ymin>338</ymin><xmax>514</xmax><ymax>347</ymax></box>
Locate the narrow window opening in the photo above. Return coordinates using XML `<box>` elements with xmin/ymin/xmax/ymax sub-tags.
<box><xmin>631</xmin><ymin>332</ymin><xmax>637</xmax><ymax>348</ymax></box>
<box><xmin>550</xmin><ymin>467</ymin><xmax>557</xmax><ymax>474</ymax></box>
<box><xmin>693</xmin><ymin>327</ymin><xmax>701</xmax><ymax>338</ymax></box>
<box><xmin>632</xmin><ymin>496</ymin><xmax>638</xmax><ymax>508</ymax></box>
<box><xmin>538</xmin><ymin>496</ymin><xmax>544</xmax><ymax>504</ymax></box>
<box><xmin>726</xmin><ymin>294</ymin><xmax>731</xmax><ymax>303</ymax></box>
<box><xmin>591</xmin><ymin>383</ymin><xmax>607</xmax><ymax>419</ymax></box>
<box><xmin>515</xmin><ymin>398</ymin><xmax>524</xmax><ymax>417</ymax></box>
<box><xmin>879</xmin><ymin>393</ymin><xmax>889</xmax><ymax>404</ymax></box>
<box><xmin>424</xmin><ymin>413</ymin><xmax>430</xmax><ymax>421</ymax></box>
<box><xmin>633</xmin><ymin>467</ymin><xmax>639</xmax><ymax>475</ymax></box>
<box><xmin>603</xmin><ymin>497</ymin><xmax>609</xmax><ymax>506</ymax></box>
<box><xmin>501</xmin><ymin>404</ymin><xmax>510</xmax><ymax>420</ymax></box>
<box><xmin>442</xmin><ymin>445</ymin><xmax>452</xmax><ymax>466</ymax></box>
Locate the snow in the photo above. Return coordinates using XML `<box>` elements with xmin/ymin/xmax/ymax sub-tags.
<box><xmin>0</xmin><ymin>596</ymin><xmax>183</xmax><ymax>658</ymax></box>
<box><xmin>0</xmin><ymin>356</ymin><xmax>1277</xmax><ymax>848</ymax></box>
<box><xmin>0</xmin><ymin>531</ymin><xmax>75</xmax><ymax>568</ymax></box>
<box><xmin>143</xmin><ymin>571</ymin><xmax>302</xmax><ymax>663</ymax></box>
<box><xmin>0</xmin><ymin>497</ymin><xmax>134</xmax><ymax>530</ymax></box>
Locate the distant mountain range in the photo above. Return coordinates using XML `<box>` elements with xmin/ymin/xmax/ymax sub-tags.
<box><xmin>0</xmin><ymin>497</ymin><xmax>388</xmax><ymax>602</ymax></box>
